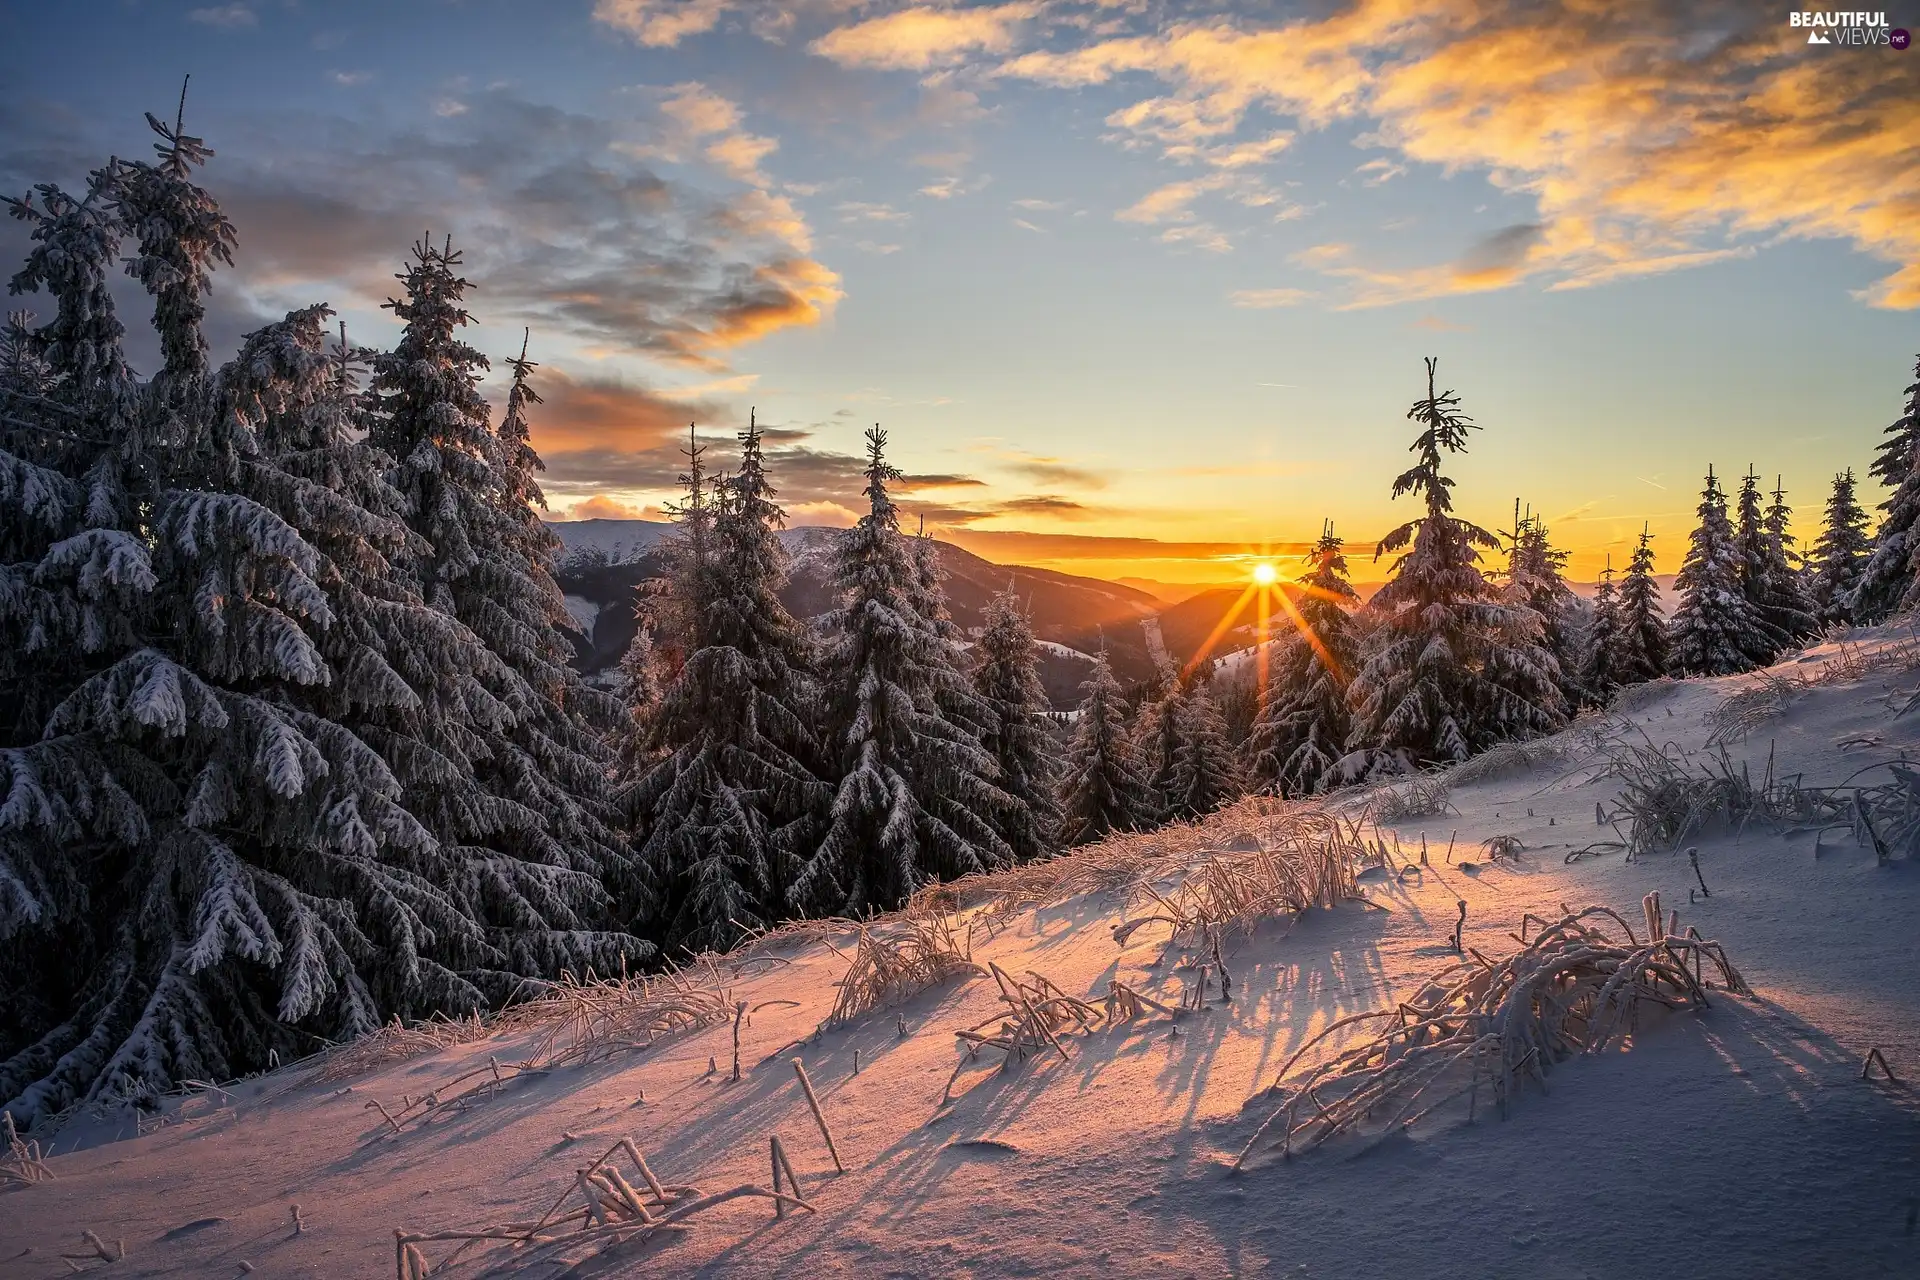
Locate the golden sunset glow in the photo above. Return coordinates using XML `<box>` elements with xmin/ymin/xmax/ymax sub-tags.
<box><xmin>1252</xmin><ymin>561</ymin><xmax>1279</xmax><ymax>586</ymax></box>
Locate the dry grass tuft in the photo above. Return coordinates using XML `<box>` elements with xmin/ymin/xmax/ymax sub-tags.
<box><xmin>823</xmin><ymin>913</ymin><xmax>982</xmax><ymax>1028</ymax></box>
<box><xmin>1594</xmin><ymin>738</ymin><xmax>1760</xmax><ymax>858</ymax></box>
<box><xmin>1</xmin><ymin>1110</ymin><xmax>53</xmax><ymax>1186</ymax></box>
<box><xmin>1706</xmin><ymin>672</ymin><xmax>1805</xmax><ymax>745</ymax></box>
<box><xmin>503</xmin><ymin>967</ymin><xmax>736</xmax><ymax>1072</ymax></box>
<box><xmin>307</xmin><ymin>1012</ymin><xmax>490</xmax><ymax>1085</ymax></box>
<box><xmin>944</xmin><ymin>963</ymin><xmax>1107</xmax><ymax>1100</ymax></box>
<box><xmin>1233</xmin><ymin>899</ymin><xmax>1749</xmax><ymax>1169</ymax></box>
<box><xmin>1365</xmin><ymin>776</ymin><xmax>1456</xmax><ymax>822</ymax></box>
<box><xmin>392</xmin><ymin>1134</ymin><xmax>808</xmax><ymax>1277</ymax></box>
<box><xmin>1607</xmin><ymin>676</ymin><xmax>1682</xmax><ymax>716</ymax></box>
<box><xmin>1109</xmin><ymin>816</ymin><xmax>1367</xmax><ymax>949</ymax></box>
<box><xmin>1443</xmin><ymin>740</ymin><xmax>1566</xmax><ymax>787</ymax></box>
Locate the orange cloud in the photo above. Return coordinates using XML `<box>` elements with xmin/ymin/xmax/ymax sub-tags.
<box><xmin>1001</xmin><ymin>0</ymin><xmax>1920</xmax><ymax>308</ymax></box>
<box><xmin>810</xmin><ymin>3</ymin><xmax>1039</xmax><ymax>71</ymax></box>
<box><xmin>593</xmin><ymin>0</ymin><xmax>730</xmax><ymax>47</ymax></box>
<box><xmin>561</xmin><ymin>494</ymin><xmax>661</xmax><ymax>521</ymax></box>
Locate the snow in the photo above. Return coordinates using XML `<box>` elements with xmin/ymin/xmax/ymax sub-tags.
<box><xmin>547</xmin><ymin>517</ymin><xmax>676</xmax><ymax>565</ymax></box>
<box><xmin>1036</xmin><ymin>639</ymin><xmax>1098</xmax><ymax>664</ymax></box>
<box><xmin>8</xmin><ymin>632</ymin><xmax>1920</xmax><ymax>1278</ymax></box>
<box><xmin>562</xmin><ymin>593</ymin><xmax>603</xmax><ymax>635</ymax></box>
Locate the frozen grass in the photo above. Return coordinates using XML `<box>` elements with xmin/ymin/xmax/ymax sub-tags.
<box><xmin>307</xmin><ymin>1013</ymin><xmax>491</xmax><ymax>1086</ymax></box>
<box><xmin>392</xmin><ymin>1134</ymin><xmax>809</xmax><ymax>1278</ymax></box>
<box><xmin>1233</xmin><ymin>899</ymin><xmax>1749</xmax><ymax>1169</ymax></box>
<box><xmin>1706</xmin><ymin>672</ymin><xmax>1805</xmax><ymax>745</ymax></box>
<box><xmin>822</xmin><ymin>912</ymin><xmax>982</xmax><ymax>1029</ymax></box>
<box><xmin>1607</xmin><ymin>676</ymin><xmax>1682</xmax><ymax>716</ymax></box>
<box><xmin>1</xmin><ymin>1110</ymin><xmax>53</xmax><ymax>1187</ymax></box>
<box><xmin>1364</xmin><ymin>776</ymin><xmax>1456</xmax><ymax>822</ymax></box>
<box><xmin>1110</xmin><ymin>817</ymin><xmax>1366</xmax><ymax>949</ymax></box>
<box><xmin>1443</xmin><ymin>739</ymin><xmax>1567</xmax><ymax>786</ymax></box>
<box><xmin>944</xmin><ymin>962</ymin><xmax>1107</xmax><ymax>1101</ymax></box>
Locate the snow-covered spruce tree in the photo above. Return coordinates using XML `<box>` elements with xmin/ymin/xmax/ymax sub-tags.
<box><xmin>1762</xmin><ymin>475</ymin><xmax>1818</xmax><ymax>641</ymax></box>
<box><xmin>1851</xmin><ymin>354</ymin><xmax>1920</xmax><ymax>622</ymax></box>
<box><xmin>1579</xmin><ymin>557</ymin><xmax>1622</xmax><ymax>706</ymax></box>
<box><xmin>627</xmin><ymin>417</ymin><xmax>831</xmax><ymax>954</ymax></box>
<box><xmin>366</xmin><ymin>244</ymin><xmax>637</xmax><ymax>978</ymax></box>
<box><xmin>1166</xmin><ymin>679</ymin><xmax>1245</xmax><ymax>820</ymax></box>
<box><xmin>1133</xmin><ymin>663</ymin><xmax>1188</xmax><ymax>824</ymax></box>
<box><xmin>1733</xmin><ymin>468</ymin><xmax>1813</xmax><ymax>662</ymax></box>
<box><xmin>0</xmin><ymin>115</ymin><xmax>515</xmax><ymax>1122</ymax></box>
<box><xmin>1244</xmin><ymin>521</ymin><xmax>1359</xmax><ymax>797</ymax></box>
<box><xmin>971</xmin><ymin>584</ymin><xmax>1061</xmax><ymax>862</ymax></box>
<box><xmin>1614</xmin><ymin>525</ymin><xmax>1668</xmax><ymax>684</ymax></box>
<box><xmin>1808</xmin><ymin>469</ymin><xmax>1871</xmax><ymax>624</ymax></box>
<box><xmin>1056</xmin><ymin>647</ymin><xmax>1154</xmax><ymax>846</ymax></box>
<box><xmin>1668</xmin><ymin>467</ymin><xmax>1768</xmax><ymax>677</ymax></box>
<box><xmin>1506</xmin><ymin>508</ymin><xmax>1588</xmax><ymax>708</ymax></box>
<box><xmin>788</xmin><ymin>427</ymin><xmax>1020</xmax><ymax>916</ymax></box>
<box><xmin>1345</xmin><ymin>359</ymin><xmax>1565</xmax><ymax>773</ymax></box>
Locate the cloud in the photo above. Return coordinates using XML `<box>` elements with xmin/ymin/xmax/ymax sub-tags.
<box><xmin>837</xmin><ymin>201</ymin><xmax>910</xmax><ymax>223</ymax></box>
<box><xmin>649</xmin><ymin>82</ymin><xmax>783</xmax><ymax>185</ymax></box>
<box><xmin>559</xmin><ymin>494</ymin><xmax>661</xmax><ymax>520</ymax></box>
<box><xmin>188</xmin><ymin>4</ymin><xmax>256</xmax><ymax>27</ymax></box>
<box><xmin>200</xmin><ymin>91</ymin><xmax>839</xmax><ymax>367</ymax></box>
<box><xmin>593</xmin><ymin>0</ymin><xmax>731</xmax><ymax>47</ymax></box>
<box><xmin>328</xmin><ymin>71</ymin><xmax>371</xmax><ymax>87</ymax></box>
<box><xmin>810</xmin><ymin>3</ymin><xmax>1039</xmax><ymax>71</ymax></box>
<box><xmin>1455</xmin><ymin>222</ymin><xmax>1548</xmax><ymax>286</ymax></box>
<box><xmin>1411</xmin><ymin>314</ymin><xmax>1471</xmax><ymax>332</ymax></box>
<box><xmin>996</xmin><ymin>0</ymin><xmax>1920</xmax><ymax>308</ymax></box>
<box><xmin>1230</xmin><ymin>287</ymin><xmax>1314</xmax><ymax>308</ymax></box>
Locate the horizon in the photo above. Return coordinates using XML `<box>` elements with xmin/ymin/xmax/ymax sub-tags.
<box><xmin>5</xmin><ymin>1</ymin><xmax>1916</xmax><ymax>588</ymax></box>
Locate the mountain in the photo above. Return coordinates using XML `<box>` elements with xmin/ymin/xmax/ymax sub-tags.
<box><xmin>547</xmin><ymin>520</ymin><xmax>1166</xmax><ymax>707</ymax></box>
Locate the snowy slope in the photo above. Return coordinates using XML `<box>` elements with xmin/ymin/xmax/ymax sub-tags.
<box><xmin>8</xmin><ymin>634</ymin><xmax>1920</xmax><ymax>1279</ymax></box>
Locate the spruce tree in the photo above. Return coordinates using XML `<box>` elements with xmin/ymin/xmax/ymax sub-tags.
<box><xmin>1615</xmin><ymin>525</ymin><xmax>1668</xmax><ymax>684</ymax></box>
<box><xmin>1134</xmin><ymin>664</ymin><xmax>1188</xmax><ymax>824</ymax></box>
<box><xmin>788</xmin><ymin>427</ymin><xmax>1019</xmax><ymax>915</ymax></box>
<box><xmin>1167</xmin><ymin>681</ymin><xmax>1244</xmax><ymax>819</ymax></box>
<box><xmin>0</xmin><ymin>112</ymin><xmax>573</xmax><ymax>1122</ymax></box>
<box><xmin>1244</xmin><ymin>521</ymin><xmax>1358</xmax><ymax>796</ymax></box>
<box><xmin>1507</xmin><ymin>507</ymin><xmax>1586</xmax><ymax>707</ymax></box>
<box><xmin>1057</xmin><ymin>647</ymin><xmax>1153</xmax><ymax>846</ymax></box>
<box><xmin>971</xmin><ymin>584</ymin><xmax>1061</xmax><ymax>862</ymax></box>
<box><xmin>1809</xmin><ymin>469</ymin><xmax>1871</xmax><ymax>624</ymax></box>
<box><xmin>627</xmin><ymin>418</ymin><xmax>830</xmax><ymax>954</ymax></box>
<box><xmin>1579</xmin><ymin>556</ymin><xmax>1621</xmax><ymax>705</ymax></box>
<box><xmin>1852</xmin><ymin>355</ymin><xmax>1920</xmax><ymax>621</ymax></box>
<box><xmin>366</xmin><ymin>241</ymin><xmax>636</xmax><ymax>977</ymax></box>
<box><xmin>1733</xmin><ymin>469</ymin><xmax>1816</xmax><ymax>658</ymax></box>
<box><xmin>1668</xmin><ymin>467</ymin><xmax>1766</xmax><ymax>676</ymax></box>
<box><xmin>1346</xmin><ymin>359</ymin><xmax>1564</xmax><ymax>772</ymax></box>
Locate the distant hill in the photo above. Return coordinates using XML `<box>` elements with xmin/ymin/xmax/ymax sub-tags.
<box><xmin>546</xmin><ymin>520</ymin><xmax>1167</xmax><ymax>708</ymax></box>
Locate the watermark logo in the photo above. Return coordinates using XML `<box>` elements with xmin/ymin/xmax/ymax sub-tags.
<box><xmin>1789</xmin><ymin>10</ymin><xmax>1896</xmax><ymax>43</ymax></box>
<box><xmin>1893</xmin><ymin>27</ymin><xmax>1913</xmax><ymax>47</ymax></box>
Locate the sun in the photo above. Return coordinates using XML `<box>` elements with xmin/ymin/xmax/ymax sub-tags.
<box><xmin>1251</xmin><ymin>560</ymin><xmax>1279</xmax><ymax>586</ymax></box>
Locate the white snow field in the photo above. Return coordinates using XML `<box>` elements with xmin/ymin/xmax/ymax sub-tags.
<box><xmin>6</xmin><ymin>633</ymin><xmax>1920</xmax><ymax>1279</ymax></box>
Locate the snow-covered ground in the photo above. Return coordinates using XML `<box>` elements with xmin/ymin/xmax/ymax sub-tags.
<box><xmin>7</xmin><ymin>636</ymin><xmax>1920</xmax><ymax>1279</ymax></box>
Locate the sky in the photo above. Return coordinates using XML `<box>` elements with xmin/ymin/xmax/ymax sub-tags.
<box><xmin>2</xmin><ymin>1</ymin><xmax>1917</xmax><ymax>589</ymax></box>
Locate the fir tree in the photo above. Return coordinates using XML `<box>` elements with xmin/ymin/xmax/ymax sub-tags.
<box><xmin>1579</xmin><ymin>556</ymin><xmax>1622</xmax><ymax>704</ymax></box>
<box><xmin>1056</xmin><ymin>647</ymin><xmax>1153</xmax><ymax>846</ymax></box>
<box><xmin>1808</xmin><ymin>469</ymin><xmax>1871</xmax><ymax>624</ymax></box>
<box><xmin>788</xmin><ymin>427</ymin><xmax>1019</xmax><ymax>915</ymax></box>
<box><xmin>1668</xmin><ymin>467</ymin><xmax>1767</xmax><ymax>676</ymax></box>
<box><xmin>971</xmin><ymin>584</ymin><xmax>1061</xmax><ymax>861</ymax></box>
<box><xmin>1615</xmin><ymin>525</ymin><xmax>1668</xmax><ymax>684</ymax></box>
<box><xmin>1346</xmin><ymin>359</ymin><xmax>1565</xmax><ymax>772</ymax></box>
<box><xmin>1852</xmin><ymin>354</ymin><xmax>1920</xmax><ymax>621</ymax></box>
<box><xmin>627</xmin><ymin>417</ymin><xmax>830</xmax><ymax>954</ymax></box>
<box><xmin>1244</xmin><ymin>521</ymin><xmax>1358</xmax><ymax>797</ymax></box>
